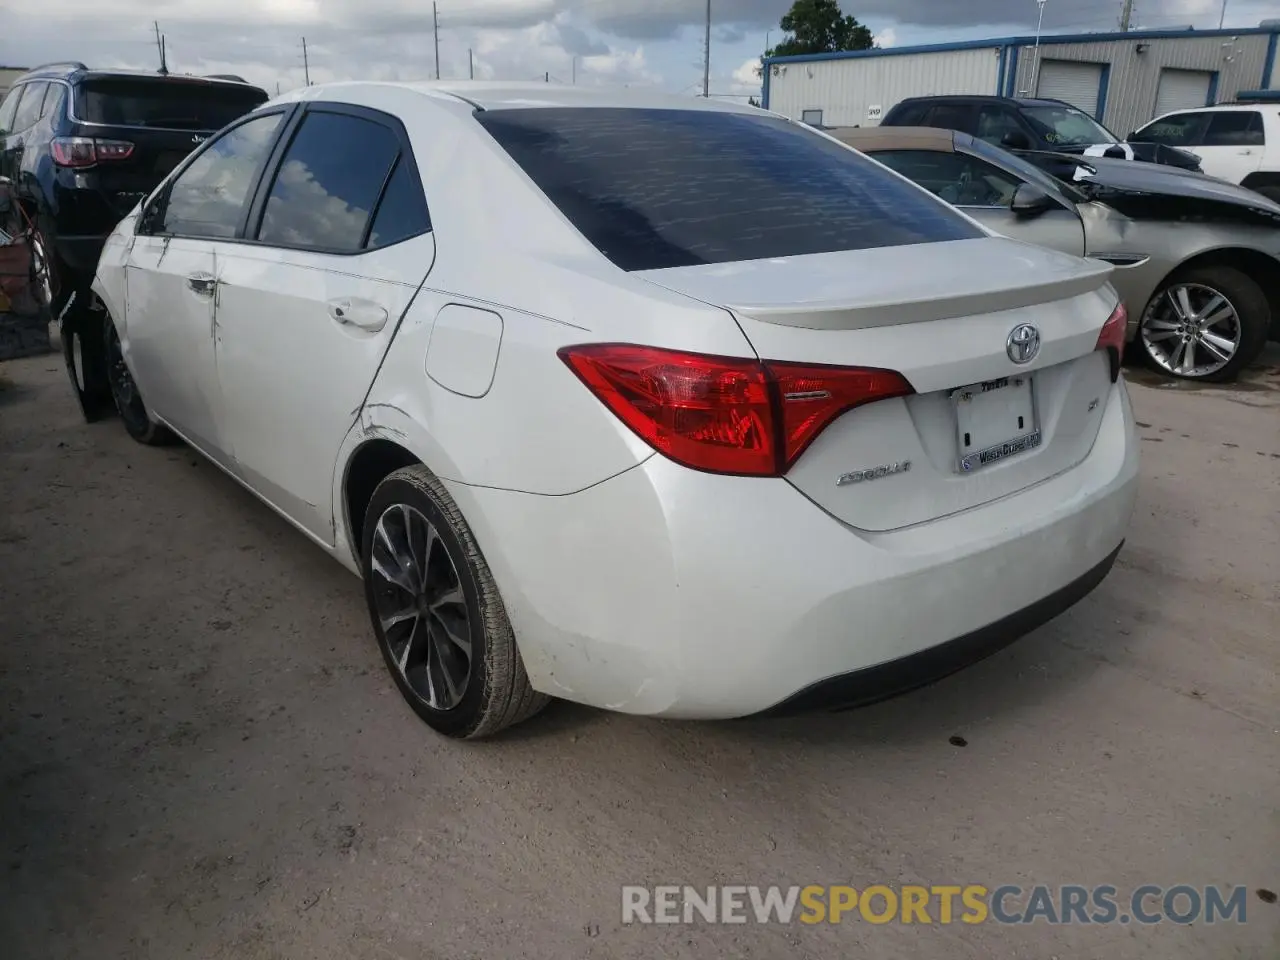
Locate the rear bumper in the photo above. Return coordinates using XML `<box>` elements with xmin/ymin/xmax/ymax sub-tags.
<box><xmin>448</xmin><ymin>378</ymin><xmax>1139</xmax><ymax>719</ymax></box>
<box><xmin>757</xmin><ymin>540</ymin><xmax>1122</xmax><ymax>716</ymax></box>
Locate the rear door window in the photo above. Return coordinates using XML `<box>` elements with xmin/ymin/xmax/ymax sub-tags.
<box><xmin>255</xmin><ymin>110</ymin><xmax>404</xmax><ymax>252</ymax></box>
<box><xmin>923</xmin><ymin>103</ymin><xmax>975</xmax><ymax>134</ymax></box>
<box><xmin>11</xmin><ymin>83</ymin><xmax>48</xmax><ymax>132</ymax></box>
<box><xmin>477</xmin><ymin>107</ymin><xmax>980</xmax><ymax>272</ymax></box>
<box><xmin>1203</xmin><ymin>111</ymin><xmax>1264</xmax><ymax>146</ymax></box>
<box><xmin>887</xmin><ymin>101</ymin><xmax>930</xmax><ymax>125</ymax></box>
<box><xmin>975</xmin><ymin>105</ymin><xmax>1027</xmax><ymax>146</ymax></box>
<box><xmin>76</xmin><ymin>78</ymin><xmax>268</xmax><ymax>131</ymax></box>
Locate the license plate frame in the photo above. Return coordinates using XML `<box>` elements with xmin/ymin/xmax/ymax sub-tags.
<box><xmin>952</xmin><ymin>374</ymin><xmax>1041</xmax><ymax>473</ymax></box>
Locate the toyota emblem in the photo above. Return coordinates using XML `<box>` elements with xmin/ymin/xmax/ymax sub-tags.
<box><xmin>1006</xmin><ymin>323</ymin><xmax>1041</xmax><ymax>364</ymax></box>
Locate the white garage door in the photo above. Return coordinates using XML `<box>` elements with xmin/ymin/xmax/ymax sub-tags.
<box><xmin>1036</xmin><ymin>60</ymin><xmax>1103</xmax><ymax>116</ymax></box>
<box><xmin>1154</xmin><ymin>69</ymin><xmax>1213</xmax><ymax>118</ymax></box>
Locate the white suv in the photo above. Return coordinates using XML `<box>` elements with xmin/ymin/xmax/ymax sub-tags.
<box><xmin>1131</xmin><ymin>103</ymin><xmax>1279</xmax><ymax>201</ymax></box>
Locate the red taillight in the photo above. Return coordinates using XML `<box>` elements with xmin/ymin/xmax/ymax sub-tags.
<box><xmin>51</xmin><ymin>137</ymin><xmax>135</xmax><ymax>168</ymax></box>
<box><xmin>1095</xmin><ymin>302</ymin><xmax>1127</xmax><ymax>381</ymax></box>
<box><xmin>768</xmin><ymin>361</ymin><xmax>914</xmax><ymax>467</ymax></box>
<box><xmin>558</xmin><ymin>343</ymin><xmax>914</xmax><ymax>477</ymax></box>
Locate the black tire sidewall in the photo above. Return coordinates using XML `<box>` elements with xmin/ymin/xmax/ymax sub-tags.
<box><xmin>102</xmin><ymin>312</ymin><xmax>158</xmax><ymax>441</ymax></box>
<box><xmin>1139</xmin><ymin>266</ymin><xmax>1269</xmax><ymax>382</ymax></box>
<box><xmin>361</xmin><ymin>474</ymin><xmax>491</xmax><ymax>738</ymax></box>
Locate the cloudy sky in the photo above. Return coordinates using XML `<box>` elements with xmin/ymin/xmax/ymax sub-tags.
<box><xmin>1</xmin><ymin>0</ymin><xmax>1274</xmax><ymax>99</ymax></box>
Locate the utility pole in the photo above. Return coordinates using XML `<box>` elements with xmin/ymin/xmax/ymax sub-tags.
<box><xmin>433</xmin><ymin>2</ymin><xmax>441</xmax><ymax>80</ymax></box>
<box><xmin>469</xmin><ymin>48</ymin><xmax>474</xmax><ymax>79</ymax></box>
<box><xmin>545</xmin><ymin>71</ymin><xmax>550</xmax><ymax>83</ymax></box>
<box><xmin>702</xmin><ymin>0</ymin><xmax>712</xmax><ymax>97</ymax></box>
<box><xmin>153</xmin><ymin>22</ymin><xmax>163</xmax><ymax>68</ymax></box>
<box><xmin>302</xmin><ymin>37</ymin><xmax>310</xmax><ymax>86</ymax></box>
<box><xmin>1031</xmin><ymin>0</ymin><xmax>1047</xmax><ymax>94</ymax></box>
<box><xmin>1119</xmin><ymin>0</ymin><xmax>1134</xmax><ymax>31</ymax></box>
<box><xmin>1217</xmin><ymin>0</ymin><xmax>1228</xmax><ymax>29</ymax></box>
<box><xmin>572</xmin><ymin>55</ymin><xmax>577</xmax><ymax>85</ymax></box>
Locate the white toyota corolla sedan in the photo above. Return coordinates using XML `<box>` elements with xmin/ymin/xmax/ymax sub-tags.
<box><xmin>76</xmin><ymin>81</ymin><xmax>1139</xmax><ymax>738</ymax></box>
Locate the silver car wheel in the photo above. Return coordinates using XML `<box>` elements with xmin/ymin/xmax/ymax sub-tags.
<box><xmin>370</xmin><ymin>503</ymin><xmax>472</xmax><ymax>711</ymax></box>
<box><xmin>1140</xmin><ymin>282</ymin><xmax>1241</xmax><ymax>379</ymax></box>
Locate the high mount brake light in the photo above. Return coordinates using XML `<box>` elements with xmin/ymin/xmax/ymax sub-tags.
<box><xmin>559</xmin><ymin>343</ymin><xmax>914</xmax><ymax>477</ymax></box>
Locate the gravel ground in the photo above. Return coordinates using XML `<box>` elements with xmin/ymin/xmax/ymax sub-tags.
<box><xmin>1</xmin><ymin>347</ymin><xmax>1278</xmax><ymax>960</ymax></box>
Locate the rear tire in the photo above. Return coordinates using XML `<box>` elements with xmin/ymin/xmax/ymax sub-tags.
<box><xmin>1136</xmin><ymin>266</ymin><xmax>1269</xmax><ymax>382</ymax></box>
<box><xmin>103</xmin><ymin>312</ymin><xmax>175</xmax><ymax>445</ymax></box>
<box><xmin>361</xmin><ymin>465</ymin><xmax>549</xmax><ymax>739</ymax></box>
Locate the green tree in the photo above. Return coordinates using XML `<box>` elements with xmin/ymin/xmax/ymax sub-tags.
<box><xmin>766</xmin><ymin>0</ymin><xmax>874</xmax><ymax>60</ymax></box>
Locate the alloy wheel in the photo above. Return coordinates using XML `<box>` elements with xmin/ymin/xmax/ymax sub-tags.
<box><xmin>370</xmin><ymin>503</ymin><xmax>473</xmax><ymax>710</ymax></box>
<box><xmin>1140</xmin><ymin>282</ymin><xmax>1241</xmax><ymax>379</ymax></box>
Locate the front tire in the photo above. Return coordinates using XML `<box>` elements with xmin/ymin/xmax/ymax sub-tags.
<box><xmin>361</xmin><ymin>465</ymin><xmax>549</xmax><ymax>739</ymax></box>
<box><xmin>103</xmin><ymin>312</ymin><xmax>175</xmax><ymax>445</ymax></box>
<box><xmin>1136</xmin><ymin>266</ymin><xmax>1269</xmax><ymax>382</ymax></box>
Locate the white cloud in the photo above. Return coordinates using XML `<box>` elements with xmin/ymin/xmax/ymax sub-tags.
<box><xmin>2</xmin><ymin>0</ymin><xmax>1276</xmax><ymax>100</ymax></box>
<box><xmin>732</xmin><ymin>57</ymin><xmax>761</xmax><ymax>87</ymax></box>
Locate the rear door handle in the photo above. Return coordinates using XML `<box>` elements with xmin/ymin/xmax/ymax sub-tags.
<box><xmin>328</xmin><ymin>297</ymin><xmax>388</xmax><ymax>332</ymax></box>
<box><xmin>187</xmin><ymin>272</ymin><xmax>216</xmax><ymax>297</ymax></box>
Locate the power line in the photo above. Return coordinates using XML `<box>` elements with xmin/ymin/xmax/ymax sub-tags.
<box><xmin>301</xmin><ymin>36</ymin><xmax>310</xmax><ymax>86</ymax></box>
<box><xmin>433</xmin><ymin>2</ymin><xmax>440</xmax><ymax>80</ymax></box>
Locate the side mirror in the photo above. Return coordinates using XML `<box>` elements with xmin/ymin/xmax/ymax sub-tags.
<box><xmin>1126</xmin><ymin>130</ymin><xmax>1140</xmax><ymax>141</ymax></box>
<box><xmin>138</xmin><ymin>194</ymin><xmax>165</xmax><ymax>234</ymax></box>
<box><xmin>1000</xmin><ymin>130</ymin><xmax>1032</xmax><ymax>150</ymax></box>
<box><xmin>1010</xmin><ymin>183</ymin><xmax>1056</xmax><ymax>217</ymax></box>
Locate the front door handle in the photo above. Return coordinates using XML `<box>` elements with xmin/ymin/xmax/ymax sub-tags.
<box><xmin>328</xmin><ymin>297</ymin><xmax>388</xmax><ymax>332</ymax></box>
<box><xmin>187</xmin><ymin>272</ymin><xmax>216</xmax><ymax>297</ymax></box>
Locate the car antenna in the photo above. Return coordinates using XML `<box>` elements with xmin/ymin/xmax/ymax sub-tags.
<box><xmin>154</xmin><ymin>21</ymin><xmax>170</xmax><ymax>76</ymax></box>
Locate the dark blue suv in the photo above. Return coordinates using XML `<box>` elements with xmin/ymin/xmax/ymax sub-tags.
<box><xmin>0</xmin><ymin>62</ymin><xmax>268</xmax><ymax>315</ymax></box>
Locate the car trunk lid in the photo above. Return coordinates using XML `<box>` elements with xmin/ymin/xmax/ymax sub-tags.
<box><xmin>637</xmin><ymin>236</ymin><xmax>1120</xmax><ymax>532</ymax></box>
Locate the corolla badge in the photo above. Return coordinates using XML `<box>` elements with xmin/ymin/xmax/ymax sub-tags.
<box><xmin>1006</xmin><ymin>323</ymin><xmax>1041</xmax><ymax>364</ymax></box>
<box><xmin>836</xmin><ymin>460</ymin><xmax>911</xmax><ymax>487</ymax></box>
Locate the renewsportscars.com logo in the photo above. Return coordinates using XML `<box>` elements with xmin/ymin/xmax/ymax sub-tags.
<box><xmin>621</xmin><ymin>884</ymin><xmax>1254</xmax><ymax>926</ymax></box>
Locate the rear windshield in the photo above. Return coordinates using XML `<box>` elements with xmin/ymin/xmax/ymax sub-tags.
<box><xmin>477</xmin><ymin>107</ymin><xmax>982</xmax><ymax>271</ymax></box>
<box><xmin>76</xmin><ymin>78</ymin><xmax>268</xmax><ymax>131</ymax></box>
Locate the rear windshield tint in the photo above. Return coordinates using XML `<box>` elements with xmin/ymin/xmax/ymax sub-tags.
<box><xmin>76</xmin><ymin>78</ymin><xmax>268</xmax><ymax>131</ymax></box>
<box><xmin>477</xmin><ymin>107</ymin><xmax>982</xmax><ymax>271</ymax></box>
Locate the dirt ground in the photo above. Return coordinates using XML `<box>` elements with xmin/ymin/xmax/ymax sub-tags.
<box><xmin>1</xmin><ymin>346</ymin><xmax>1278</xmax><ymax>960</ymax></box>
